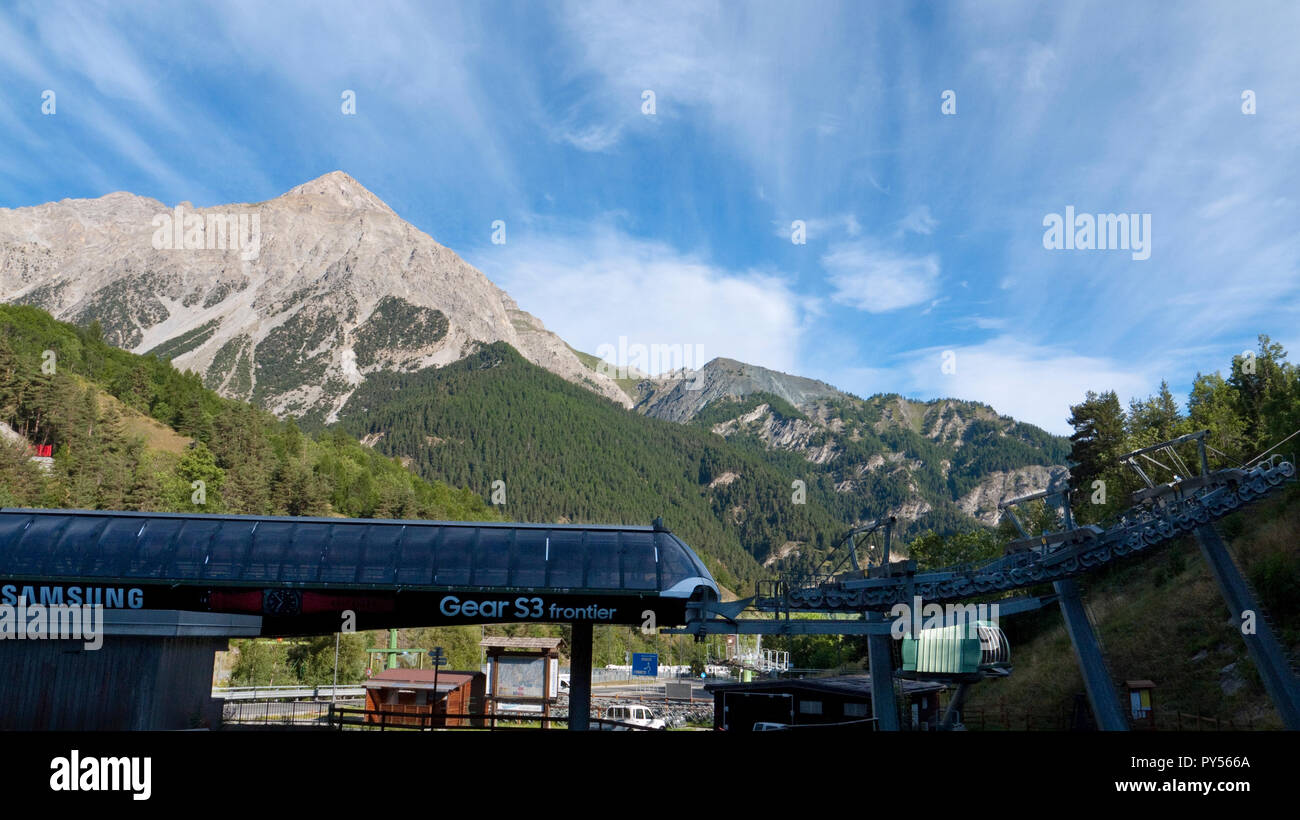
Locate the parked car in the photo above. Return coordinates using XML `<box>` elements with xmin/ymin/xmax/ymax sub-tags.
<box><xmin>594</xmin><ymin>703</ymin><xmax>667</xmax><ymax>730</ymax></box>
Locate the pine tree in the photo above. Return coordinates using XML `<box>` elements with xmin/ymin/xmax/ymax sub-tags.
<box><xmin>125</xmin><ymin>454</ymin><xmax>166</xmax><ymax>512</ymax></box>
<box><xmin>1188</xmin><ymin>372</ymin><xmax>1248</xmax><ymax>465</ymax></box>
<box><xmin>174</xmin><ymin>442</ymin><xmax>225</xmax><ymax>512</ymax></box>
<box><xmin>1228</xmin><ymin>335</ymin><xmax>1292</xmax><ymax>453</ymax></box>
<box><xmin>126</xmin><ymin>364</ymin><xmax>152</xmax><ymax>412</ymax></box>
<box><xmin>1067</xmin><ymin>390</ymin><xmax>1131</xmax><ymax>522</ymax></box>
<box><xmin>1128</xmin><ymin>380</ymin><xmax>1183</xmax><ymax>445</ymax></box>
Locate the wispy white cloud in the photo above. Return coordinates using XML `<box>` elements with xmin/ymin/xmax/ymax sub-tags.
<box><xmin>468</xmin><ymin>224</ymin><xmax>806</xmax><ymax>374</ymax></box>
<box><xmin>822</xmin><ymin>241</ymin><xmax>941</xmax><ymax>313</ymax></box>
<box><xmin>898</xmin><ymin>206</ymin><xmax>937</xmax><ymax>236</ymax></box>
<box><xmin>894</xmin><ymin>335</ymin><xmax>1162</xmax><ymax>435</ymax></box>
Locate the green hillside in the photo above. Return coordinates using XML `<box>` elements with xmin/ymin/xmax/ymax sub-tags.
<box><xmin>0</xmin><ymin>303</ymin><xmax>498</xmax><ymax>522</ymax></box>
<box><xmin>690</xmin><ymin>390</ymin><xmax>1070</xmax><ymax>523</ymax></box>
<box><xmin>965</xmin><ymin>485</ymin><xmax>1300</xmax><ymax>728</ymax></box>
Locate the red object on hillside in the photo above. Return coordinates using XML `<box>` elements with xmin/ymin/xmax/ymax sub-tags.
<box><xmin>34</xmin><ymin>445</ymin><xmax>53</xmax><ymax>458</ymax></box>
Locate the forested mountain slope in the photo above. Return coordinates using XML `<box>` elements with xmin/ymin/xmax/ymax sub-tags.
<box><xmin>330</xmin><ymin>342</ymin><xmax>1073</xmax><ymax>592</ymax></box>
<box><xmin>0</xmin><ymin>304</ymin><xmax>497</xmax><ymax>522</ymax></box>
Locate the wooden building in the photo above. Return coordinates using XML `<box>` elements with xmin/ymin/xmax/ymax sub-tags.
<box><xmin>0</xmin><ymin>608</ymin><xmax>260</xmax><ymax>731</ymax></box>
<box><xmin>364</xmin><ymin>668</ymin><xmax>486</xmax><ymax>728</ymax></box>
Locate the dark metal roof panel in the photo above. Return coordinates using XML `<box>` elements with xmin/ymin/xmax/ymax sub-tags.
<box><xmin>0</xmin><ymin>508</ymin><xmax>717</xmax><ymax>595</ymax></box>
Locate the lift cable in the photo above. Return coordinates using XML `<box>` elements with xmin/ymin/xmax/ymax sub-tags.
<box><xmin>1206</xmin><ymin>443</ymin><xmax>1247</xmax><ymax>469</ymax></box>
<box><xmin>1246</xmin><ymin>425</ymin><xmax>1300</xmax><ymax>468</ymax></box>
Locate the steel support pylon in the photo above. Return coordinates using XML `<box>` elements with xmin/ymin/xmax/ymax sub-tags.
<box><xmin>940</xmin><ymin>682</ymin><xmax>972</xmax><ymax>731</ymax></box>
<box><xmin>1055</xmin><ymin>577</ymin><xmax>1129</xmax><ymax>731</ymax></box>
<box><xmin>1194</xmin><ymin>524</ymin><xmax>1300</xmax><ymax>729</ymax></box>
<box><xmin>866</xmin><ymin>612</ymin><xmax>899</xmax><ymax>731</ymax></box>
<box><xmin>568</xmin><ymin>622</ymin><xmax>593</xmax><ymax>730</ymax></box>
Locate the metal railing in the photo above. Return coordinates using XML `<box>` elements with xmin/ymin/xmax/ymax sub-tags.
<box><xmin>222</xmin><ymin>700</ymin><xmax>338</xmax><ymax>726</ymax></box>
<box><xmin>322</xmin><ymin>706</ymin><xmax>663</xmax><ymax>731</ymax></box>
<box><xmin>213</xmin><ymin>685</ymin><xmax>367</xmax><ymax>700</ymax></box>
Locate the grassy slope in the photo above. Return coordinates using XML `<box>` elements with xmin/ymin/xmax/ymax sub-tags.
<box><xmin>568</xmin><ymin>345</ymin><xmax>643</xmax><ymax>401</ymax></box>
<box><xmin>91</xmin><ymin>379</ymin><xmax>192</xmax><ymax>455</ymax></box>
<box><xmin>966</xmin><ymin>484</ymin><xmax>1300</xmax><ymax>728</ymax></box>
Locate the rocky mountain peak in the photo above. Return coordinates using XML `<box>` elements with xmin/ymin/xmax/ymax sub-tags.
<box><xmin>635</xmin><ymin>356</ymin><xmax>848</xmax><ymax>423</ymax></box>
<box><xmin>0</xmin><ymin>173</ymin><xmax>632</xmax><ymax>421</ymax></box>
<box><xmin>281</xmin><ymin>171</ymin><xmax>396</xmax><ymax>216</ymax></box>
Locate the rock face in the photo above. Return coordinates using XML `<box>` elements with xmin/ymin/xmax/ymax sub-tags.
<box><xmin>635</xmin><ymin>357</ymin><xmax>846</xmax><ymax>423</ymax></box>
<box><xmin>0</xmin><ymin>171</ymin><xmax>631</xmax><ymax>421</ymax></box>
<box><xmin>710</xmin><ymin>404</ymin><xmax>836</xmax><ymax>463</ymax></box>
<box><xmin>687</xmin><ymin>387</ymin><xmax>1072</xmax><ymax>530</ymax></box>
<box><xmin>1220</xmin><ymin>662</ymin><xmax>1246</xmax><ymax>696</ymax></box>
<box><xmin>957</xmin><ymin>465</ymin><xmax>1073</xmax><ymax>525</ymax></box>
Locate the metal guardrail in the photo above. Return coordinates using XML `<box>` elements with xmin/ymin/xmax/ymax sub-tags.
<box><xmin>222</xmin><ymin>700</ymin><xmax>339</xmax><ymax>725</ymax></box>
<box><xmin>588</xmin><ymin>667</ymin><xmax>701</xmax><ymax>683</ymax></box>
<box><xmin>213</xmin><ymin>685</ymin><xmax>367</xmax><ymax>700</ymax></box>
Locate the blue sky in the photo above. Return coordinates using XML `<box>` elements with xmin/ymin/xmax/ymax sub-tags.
<box><xmin>1</xmin><ymin>0</ymin><xmax>1297</xmax><ymax>434</ymax></box>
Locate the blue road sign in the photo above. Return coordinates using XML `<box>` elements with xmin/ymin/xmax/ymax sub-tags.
<box><xmin>631</xmin><ymin>652</ymin><xmax>658</xmax><ymax>678</ymax></box>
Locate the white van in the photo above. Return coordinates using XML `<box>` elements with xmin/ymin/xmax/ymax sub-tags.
<box><xmin>595</xmin><ymin>703</ymin><xmax>667</xmax><ymax>730</ymax></box>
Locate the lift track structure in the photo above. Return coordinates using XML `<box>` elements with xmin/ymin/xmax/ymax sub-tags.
<box><xmin>773</xmin><ymin>452</ymin><xmax>1290</xmax><ymax>613</ymax></box>
<box><xmin>674</xmin><ymin>430</ymin><xmax>1300</xmax><ymax>730</ymax></box>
